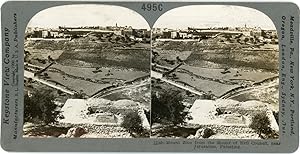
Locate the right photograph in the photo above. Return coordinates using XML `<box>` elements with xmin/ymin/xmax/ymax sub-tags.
<box><xmin>150</xmin><ymin>5</ymin><xmax>279</xmax><ymax>139</ymax></box>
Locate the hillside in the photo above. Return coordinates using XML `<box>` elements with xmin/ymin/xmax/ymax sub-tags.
<box><xmin>25</xmin><ymin>33</ymin><xmax>150</xmax><ymax>72</ymax></box>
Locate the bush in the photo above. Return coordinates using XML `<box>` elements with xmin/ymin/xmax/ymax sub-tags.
<box><xmin>24</xmin><ymin>89</ymin><xmax>59</xmax><ymax>124</ymax></box>
<box><xmin>151</xmin><ymin>89</ymin><xmax>189</xmax><ymax>126</ymax></box>
<box><xmin>121</xmin><ymin>111</ymin><xmax>143</xmax><ymax>134</ymax></box>
<box><xmin>249</xmin><ymin>112</ymin><xmax>271</xmax><ymax>137</ymax></box>
<box><xmin>73</xmin><ymin>90</ymin><xmax>86</xmax><ymax>99</ymax></box>
<box><xmin>202</xmin><ymin>128</ymin><xmax>215</xmax><ymax>138</ymax></box>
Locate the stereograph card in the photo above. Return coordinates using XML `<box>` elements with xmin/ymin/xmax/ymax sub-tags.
<box><xmin>0</xmin><ymin>0</ymin><xmax>299</xmax><ymax>152</ymax></box>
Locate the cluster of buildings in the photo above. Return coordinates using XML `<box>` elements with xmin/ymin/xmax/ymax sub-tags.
<box><xmin>26</xmin><ymin>27</ymin><xmax>62</xmax><ymax>38</ymax></box>
<box><xmin>25</xmin><ymin>23</ymin><xmax>151</xmax><ymax>39</ymax></box>
<box><xmin>26</xmin><ymin>24</ymin><xmax>278</xmax><ymax>42</ymax></box>
<box><xmin>152</xmin><ymin>25</ymin><xmax>278</xmax><ymax>40</ymax></box>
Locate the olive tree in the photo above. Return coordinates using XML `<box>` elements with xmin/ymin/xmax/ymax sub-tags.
<box><xmin>151</xmin><ymin>89</ymin><xmax>189</xmax><ymax>126</ymax></box>
<box><xmin>121</xmin><ymin>111</ymin><xmax>143</xmax><ymax>134</ymax></box>
<box><xmin>249</xmin><ymin>112</ymin><xmax>271</xmax><ymax>137</ymax></box>
<box><xmin>24</xmin><ymin>89</ymin><xmax>59</xmax><ymax>124</ymax></box>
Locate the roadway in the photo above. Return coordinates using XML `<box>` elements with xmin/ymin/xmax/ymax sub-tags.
<box><xmin>151</xmin><ymin>69</ymin><xmax>277</xmax><ymax>99</ymax></box>
<box><xmin>151</xmin><ymin>70</ymin><xmax>203</xmax><ymax>96</ymax></box>
<box><xmin>92</xmin><ymin>80</ymin><xmax>149</xmax><ymax>98</ymax></box>
<box><xmin>220</xmin><ymin>79</ymin><xmax>278</xmax><ymax>99</ymax></box>
<box><xmin>24</xmin><ymin>70</ymin><xmax>75</xmax><ymax>95</ymax></box>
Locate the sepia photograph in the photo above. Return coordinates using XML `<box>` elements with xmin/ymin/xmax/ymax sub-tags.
<box><xmin>23</xmin><ymin>4</ymin><xmax>280</xmax><ymax>140</ymax></box>
<box><xmin>23</xmin><ymin>4</ymin><xmax>151</xmax><ymax>138</ymax></box>
<box><xmin>2</xmin><ymin>0</ymin><xmax>299</xmax><ymax>152</ymax></box>
<box><xmin>150</xmin><ymin>5</ymin><xmax>279</xmax><ymax>139</ymax></box>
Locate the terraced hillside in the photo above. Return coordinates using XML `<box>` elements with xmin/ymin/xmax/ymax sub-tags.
<box><xmin>24</xmin><ymin>33</ymin><xmax>151</xmax><ymax>96</ymax></box>
<box><xmin>25</xmin><ymin>33</ymin><xmax>150</xmax><ymax>72</ymax></box>
<box><xmin>151</xmin><ymin>34</ymin><xmax>279</xmax><ymax>139</ymax></box>
<box><xmin>153</xmin><ymin>35</ymin><xmax>279</xmax><ymax>72</ymax></box>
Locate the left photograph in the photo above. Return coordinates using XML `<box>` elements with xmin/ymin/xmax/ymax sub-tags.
<box><xmin>23</xmin><ymin>4</ymin><xmax>151</xmax><ymax>138</ymax></box>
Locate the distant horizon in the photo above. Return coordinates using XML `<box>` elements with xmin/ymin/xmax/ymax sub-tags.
<box><xmin>153</xmin><ymin>5</ymin><xmax>276</xmax><ymax>30</ymax></box>
<box><xmin>27</xmin><ymin>5</ymin><xmax>150</xmax><ymax>29</ymax></box>
<box><xmin>27</xmin><ymin>25</ymin><xmax>276</xmax><ymax>31</ymax></box>
<box><xmin>27</xmin><ymin>25</ymin><xmax>148</xmax><ymax>29</ymax></box>
<box><xmin>27</xmin><ymin>5</ymin><xmax>276</xmax><ymax>30</ymax></box>
<box><xmin>152</xmin><ymin>26</ymin><xmax>276</xmax><ymax>31</ymax></box>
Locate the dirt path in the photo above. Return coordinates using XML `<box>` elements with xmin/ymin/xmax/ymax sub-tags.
<box><xmin>153</xmin><ymin>63</ymin><xmax>237</xmax><ymax>85</ymax></box>
<box><xmin>153</xmin><ymin>63</ymin><xmax>278</xmax><ymax>99</ymax></box>
<box><xmin>92</xmin><ymin>79</ymin><xmax>149</xmax><ymax>98</ymax></box>
<box><xmin>24</xmin><ymin>70</ymin><xmax>75</xmax><ymax>95</ymax></box>
<box><xmin>151</xmin><ymin>70</ymin><xmax>203</xmax><ymax>96</ymax></box>
<box><xmin>25</xmin><ymin>63</ymin><xmax>150</xmax><ymax>98</ymax></box>
<box><xmin>220</xmin><ymin>79</ymin><xmax>278</xmax><ymax>99</ymax></box>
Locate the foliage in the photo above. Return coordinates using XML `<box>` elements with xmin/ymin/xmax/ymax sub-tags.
<box><xmin>24</xmin><ymin>89</ymin><xmax>59</xmax><ymax>124</ymax></box>
<box><xmin>121</xmin><ymin>111</ymin><xmax>143</xmax><ymax>134</ymax></box>
<box><xmin>244</xmin><ymin>37</ymin><xmax>250</xmax><ymax>43</ymax></box>
<box><xmin>249</xmin><ymin>112</ymin><xmax>271</xmax><ymax>137</ymax></box>
<box><xmin>202</xmin><ymin>91</ymin><xmax>215</xmax><ymax>100</ymax></box>
<box><xmin>151</xmin><ymin>89</ymin><xmax>189</xmax><ymax>125</ymax></box>
<box><xmin>202</xmin><ymin>128</ymin><xmax>215</xmax><ymax>138</ymax></box>
<box><xmin>73</xmin><ymin>90</ymin><xmax>86</xmax><ymax>99</ymax></box>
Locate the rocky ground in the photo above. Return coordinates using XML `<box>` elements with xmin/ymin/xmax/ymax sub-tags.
<box><xmin>153</xmin><ymin>34</ymin><xmax>278</xmax><ymax>72</ymax></box>
<box><xmin>23</xmin><ymin>123</ymin><xmax>132</xmax><ymax>138</ymax></box>
<box><xmin>24</xmin><ymin>33</ymin><xmax>151</xmax><ymax>138</ymax></box>
<box><xmin>151</xmin><ymin>34</ymin><xmax>279</xmax><ymax>139</ymax></box>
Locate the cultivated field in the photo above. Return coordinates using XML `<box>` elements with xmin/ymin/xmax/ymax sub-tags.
<box><xmin>24</xmin><ymin>32</ymin><xmax>151</xmax><ymax>138</ymax></box>
<box><xmin>151</xmin><ymin>33</ymin><xmax>279</xmax><ymax>139</ymax></box>
<box><xmin>24</xmin><ymin>33</ymin><xmax>151</xmax><ymax>97</ymax></box>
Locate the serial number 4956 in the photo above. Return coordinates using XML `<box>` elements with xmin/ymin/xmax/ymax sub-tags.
<box><xmin>141</xmin><ymin>3</ymin><xmax>163</xmax><ymax>11</ymax></box>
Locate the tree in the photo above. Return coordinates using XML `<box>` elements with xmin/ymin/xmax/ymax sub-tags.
<box><xmin>121</xmin><ymin>111</ymin><xmax>143</xmax><ymax>134</ymax></box>
<box><xmin>244</xmin><ymin>37</ymin><xmax>250</xmax><ymax>44</ymax></box>
<box><xmin>250</xmin><ymin>37</ymin><xmax>254</xmax><ymax>43</ymax></box>
<box><xmin>24</xmin><ymin>89</ymin><xmax>59</xmax><ymax>124</ymax></box>
<box><xmin>115</xmin><ymin>36</ymin><xmax>120</xmax><ymax>43</ymax></box>
<box><xmin>151</xmin><ymin>90</ymin><xmax>189</xmax><ymax>126</ymax></box>
<box><xmin>73</xmin><ymin>90</ymin><xmax>86</xmax><ymax>99</ymax></box>
<box><xmin>249</xmin><ymin>112</ymin><xmax>271</xmax><ymax>138</ymax></box>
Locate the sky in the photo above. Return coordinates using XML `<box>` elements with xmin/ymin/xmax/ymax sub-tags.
<box><xmin>27</xmin><ymin>4</ymin><xmax>150</xmax><ymax>29</ymax></box>
<box><xmin>154</xmin><ymin>5</ymin><xmax>276</xmax><ymax>30</ymax></box>
<box><xmin>27</xmin><ymin>5</ymin><xmax>276</xmax><ymax>30</ymax></box>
